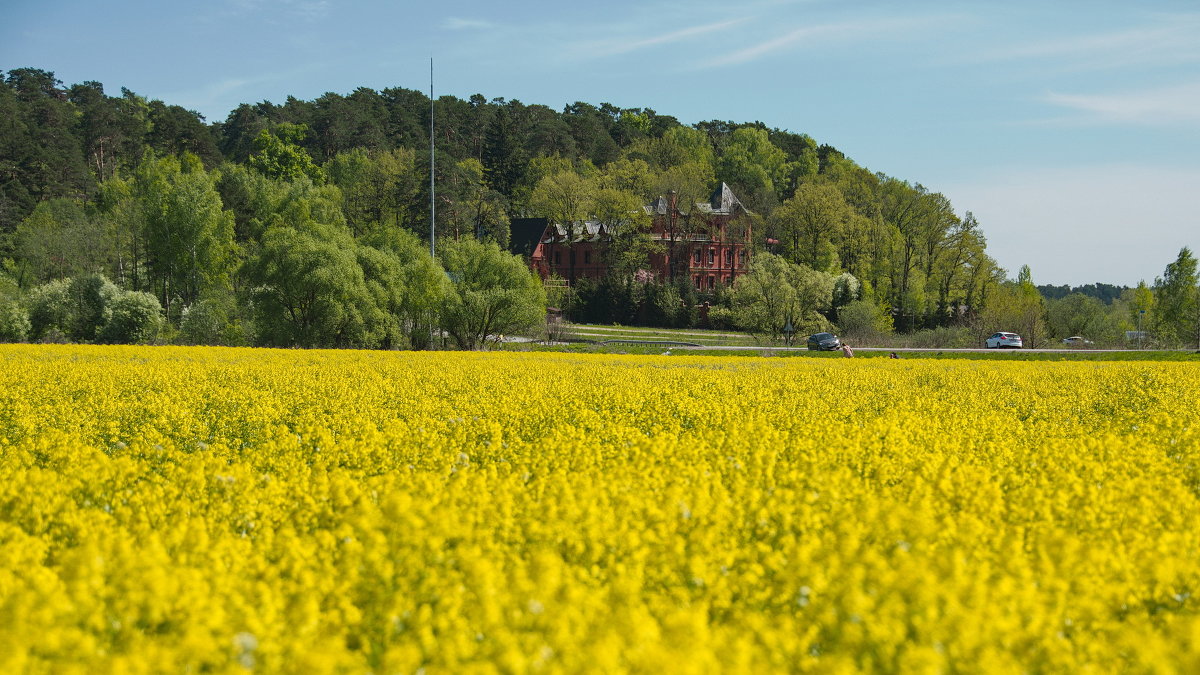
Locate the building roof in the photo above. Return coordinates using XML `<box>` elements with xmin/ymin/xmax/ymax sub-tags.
<box><xmin>697</xmin><ymin>182</ymin><xmax>748</xmax><ymax>215</ymax></box>
<box><xmin>641</xmin><ymin>182</ymin><xmax>749</xmax><ymax>217</ymax></box>
<box><xmin>544</xmin><ymin>218</ymin><xmax>631</xmax><ymax>243</ymax></box>
<box><xmin>509</xmin><ymin>217</ymin><xmax>548</xmax><ymax>256</ymax></box>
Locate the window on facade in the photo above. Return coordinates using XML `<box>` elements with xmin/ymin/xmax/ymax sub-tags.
<box><xmin>570</xmin><ymin>251</ymin><xmax>576</xmax><ymax>266</ymax></box>
<box><xmin>693</xmin><ymin>250</ymin><xmax>702</xmax><ymax>265</ymax></box>
<box><xmin>584</xmin><ymin>251</ymin><xmax>591</xmax><ymax>264</ymax></box>
<box><xmin>554</xmin><ymin>251</ymin><xmax>561</xmax><ymax>265</ymax></box>
<box><xmin>738</xmin><ymin>250</ymin><xmax>746</xmax><ymax>266</ymax></box>
<box><xmin>694</xmin><ymin>275</ymin><xmax>702</xmax><ymax>290</ymax></box>
<box><xmin>724</xmin><ymin>250</ymin><xmax>733</xmax><ymax>265</ymax></box>
<box><xmin>708</xmin><ymin>249</ymin><xmax>716</xmax><ymax>265</ymax></box>
<box><xmin>708</xmin><ymin>276</ymin><xmax>716</xmax><ymax>289</ymax></box>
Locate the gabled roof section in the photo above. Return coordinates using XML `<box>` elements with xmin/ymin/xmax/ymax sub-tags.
<box><xmin>643</xmin><ymin>183</ymin><xmax>751</xmax><ymax>217</ymax></box>
<box><xmin>645</xmin><ymin>196</ymin><xmax>670</xmax><ymax>216</ymax></box>
<box><xmin>509</xmin><ymin>217</ymin><xmax>549</xmax><ymax>256</ymax></box>
<box><xmin>702</xmin><ymin>182</ymin><xmax>748</xmax><ymax>215</ymax></box>
<box><xmin>545</xmin><ymin>219</ymin><xmax>617</xmax><ymax>242</ymax></box>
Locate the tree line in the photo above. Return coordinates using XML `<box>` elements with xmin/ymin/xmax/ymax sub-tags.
<box><xmin>0</xmin><ymin>67</ymin><xmax>1196</xmax><ymax>349</ymax></box>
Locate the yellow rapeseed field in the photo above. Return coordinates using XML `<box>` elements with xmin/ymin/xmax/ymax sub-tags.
<box><xmin>1</xmin><ymin>345</ymin><xmax>1199</xmax><ymax>673</ymax></box>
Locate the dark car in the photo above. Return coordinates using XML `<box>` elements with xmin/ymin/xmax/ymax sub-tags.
<box><xmin>807</xmin><ymin>332</ymin><xmax>842</xmax><ymax>351</ymax></box>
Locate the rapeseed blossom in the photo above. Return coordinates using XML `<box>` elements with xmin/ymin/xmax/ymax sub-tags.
<box><xmin>1</xmin><ymin>345</ymin><xmax>1198</xmax><ymax>672</ymax></box>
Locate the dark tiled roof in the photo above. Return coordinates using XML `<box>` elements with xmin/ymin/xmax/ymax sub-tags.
<box><xmin>509</xmin><ymin>218</ymin><xmax>548</xmax><ymax>256</ymax></box>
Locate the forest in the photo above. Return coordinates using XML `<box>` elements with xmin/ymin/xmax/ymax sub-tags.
<box><xmin>0</xmin><ymin>67</ymin><xmax>1196</xmax><ymax>349</ymax></box>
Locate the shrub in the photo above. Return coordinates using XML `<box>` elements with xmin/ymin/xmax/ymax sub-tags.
<box><xmin>67</xmin><ymin>274</ymin><xmax>120</xmax><ymax>341</ymax></box>
<box><xmin>98</xmin><ymin>291</ymin><xmax>163</xmax><ymax>344</ymax></box>
<box><xmin>0</xmin><ymin>301</ymin><xmax>30</xmax><ymax>342</ymax></box>
<box><xmin>27</xmin><ymin>279</ymin><xmax>73</xmax><ymax>340</ymax></box>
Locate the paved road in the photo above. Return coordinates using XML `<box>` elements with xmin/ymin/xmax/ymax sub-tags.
<box><xmin>675</xmin><ymin>345</ymin><xmax>1142</xmax><ymax>354</ymax></box>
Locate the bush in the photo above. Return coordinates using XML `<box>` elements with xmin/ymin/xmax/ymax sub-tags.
<box><xmin>901</xmin><ymin>326</ymin><xmax>977</xmax><ymax>349</ymax></box>
<box><xmin>0</xmin><ymin>301</ymin><xmax>30</xmax><ymax>342</ymax></box>
<box><xmin>27</xmin><ymin>279</ymin><xmax>73</xmax><ymax>340</ymax></box>
<box><xmin>99</xmin><ymin>291</ymin><xmax>163</xmax><ymax>344</ymax></box>
<box><xmin>67</xmin><ymin>274</ymin><xmax>120</xmax><ymax>341</ymax></box>
<box><xmin>837</xmin><ymin>300</ymin><xmax>893</xmax><ymax>341</ymax></box>
<box><xmin>642</xmin><ymin>282</ymin><xmax>683</xmax><ymax>328</ymax></box>
<box><xmin>180</xmin><ymin>298</ymin><xmax>230</xmax><ymax>345</ymax></box>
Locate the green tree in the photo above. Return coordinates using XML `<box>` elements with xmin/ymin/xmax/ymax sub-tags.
<box><xmin>136</xmin><ymin>154</ymin><xmax>238</xmax><ymax>316</ymax></box>
<box><xmin>365</xmin><ymin>228</ymin><xmax>450</xmax><ymax>350</ymax></box>
<box><xmin>247</xmin><ymin>124</ymin><xmax>324</xmax><ymax>183</ymax></box>
<box><xmin>438</xmin><ymin>238</ymin><xmax>547</xmax><ymax>350</ymax></box>
<box><xmin>593</xmin><ymin>187</ymin><xmax>656</xmax><ymax>277</ymax></box>
<box><xmin>979</xmin><ymin>265</ymin><xmax>1048</xmax><ymax>347</ymax></box>
<box><xmin>878</xmin><ymin>179</ymin><xmax>957</xmax><ymax>330</ymax></box>
<box><xmin>716</xmin><ymin>127</ymin><xmax>788</xmax><ymax>212</ymax></box>
<box><xmin>1125</xmin><ymin>281</ymin><xmax>1155</xmax><ymax>343</ymax></box>
<box><xmin>98</xmin><ymin>290</ymin><xmax>162</xmax><ymax>344</ymax></box>
<box><xmin>245</xmin><ymin>221</ymin><xmax>377</xmax><ymax>348</ymax></box>
<box><xmin>650</xmin><ymin>162</ymin><xmax>716</xmax><ymax>279</ymax></box>
<box><xmin>444</xmin><ymin>158</ymin><xmax>510</xmax><ymax>246</ymax></box>
<box><xmin>26</xmin><ymin>278</ymin><xmax>72</xmax><ymax>341</ymax></box>
<box><xmin>13</xmin><ymin>198</ymin><xmax>109</xmax><ymax>285</ymax></box>
<box><xmin>529</xmin><ymin>170</ymin><xmax>596</xmax><ymax>282</ymax></box>
<box><xmin>626</xmin><ymin>126</ymin><xmax>714</xmax><ymax>172</ymax></box>
<box><xmin>728</xmin><ymin>252</ymin><xmax>834</xmax><ymax>342</ymax></box>
<box><xmin>770</xmin><ymin>183</ymin><xmax>851</xmax><ymax>272</ymax></box>
<box><xmin>66</xmin><ymin>273</ymin><xmax>119</xmax><ymax>341</ymax></box>
<box><xmin>0</xmin><ymin>69</ymin><xmax>91</xmax><ymax>238</ymax></box>
<box><xmin>1046</xmin><ymin>293</ymin><xmax>1115</xmax><ymax>343</ymax></box>
<box><xmin>1153</xmin><ymin>247</ymin><xmax>1200</xmax><ymax>348</ymax></box>
<box><xmin>837</xmin><ymin>299</ymin><xmax>893</xmax><ymax>340</ymax></box>
<box><xmin>0</xmin><ymin>271</ymin><xmax>29</xmax><ymax>342</ymax></box>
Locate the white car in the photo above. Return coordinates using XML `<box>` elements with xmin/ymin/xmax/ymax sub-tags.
<box><xmin>1062</xmin><ymin>336</ymin><xmax>1093</xmax><ymax>347</ymax></box>
<box><xmin>985</xmin><ymin>332</ymin><xmax>1023</xmax><ymax>349</ymax></box>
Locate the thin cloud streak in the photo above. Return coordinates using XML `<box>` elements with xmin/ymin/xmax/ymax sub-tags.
<box><xmin>444</xmin><ymin>17</ymin><xmax>493</xmax><ymax>30</ymax></box>
<box><xmin>601</xmin><ymin>18</ymin><xmax>748</xmax><ymax>55</ymax></box>
<box><xmin>704</xmin><ymin>15</ymin><xmax>954</xmax><ymax>67</ymax></box>
<box><xmin>1043</xmin><ymin>81</ymin><xmax>1200</xmax><ymax>126</ymax></box>
<box><xmin>978</xmin><ymin>16</ymin><xmax>1200</xmax><ymax>69</ymax></box>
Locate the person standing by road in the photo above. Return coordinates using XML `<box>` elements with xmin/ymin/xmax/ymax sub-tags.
<box><xmin>841</xmin><ymin>342</ymin><xmax>854</xmax><ymax>358</ymax></box>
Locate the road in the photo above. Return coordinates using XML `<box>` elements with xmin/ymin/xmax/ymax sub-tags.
<box><xmin>674</xmin><ymin>345</ymin><xmax>1141</xmax><ymax>354</ymax></box>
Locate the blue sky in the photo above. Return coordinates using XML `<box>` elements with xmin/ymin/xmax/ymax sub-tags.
<box><xmin>4</xmin><ymin>0</ymin><xmax>1199</xmax><ymax>286</ymax></box>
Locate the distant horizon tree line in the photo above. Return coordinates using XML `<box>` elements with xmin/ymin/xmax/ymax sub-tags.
<box><xmin>0</xmin><ymin>67</ymin><xmax>1196</xmax><ymax>349</ymax></box>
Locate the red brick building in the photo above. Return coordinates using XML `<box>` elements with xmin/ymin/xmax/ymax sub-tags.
<box><xmin>527</xmin><ymin>183</ymin><xmax>754</xmax><ymax>290</ymax></box>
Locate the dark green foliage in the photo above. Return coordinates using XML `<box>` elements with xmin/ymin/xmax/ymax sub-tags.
<box><xmin>0</xmin><ymin>69</ymin><xmax>92</xmax><ymax>240</ymax></box>
<box><xmin>247</xmin><ymin>124</ymin><xmax>324</xmax><ymax>183</ymax></box>
<box><xmin>66</xmin><ymin>273</ymin><xmax>119</xmax><ymax>341</ymax></box>
<box><xmin>0</xmin><ymin>300</ymin><xmax>30</xmax><ymax>342</ymax></box>
<box><xmin>98</xmin><ymin>290</ymin><xmax>162</xmax><ymax>343</ymax></box>
<box><xmin>26</xmin><ymin>278</ymin><xmax>72</xmax><ymax>340</ymax></box>
<box><xmin>245</xmin><ymin>221</ymin><xmax>376</xmax><ymax>348</ymax></box>
<box><xmin>1153</xmin><ymin>247</ymin><xmax>1200</xmax><ymax>348</ymax></box>
<box><xmin>4</xmin><ymin>68</ymin><xmax>1188</xmax><ymax>351</ymax></box>
<box><xmin>438</xmin><ymin>238</ymin><xmax>546</xmax><ymax>350</ymax></box>
<box><xmin>179</xmin><ymin>297</ymin><xmax>235</xmax><ymax>345</ymax></box>
<box><xmin>1038</xmin><ymin>283</ymin><xmax>1129</xmax><ymax>304</ymax></box>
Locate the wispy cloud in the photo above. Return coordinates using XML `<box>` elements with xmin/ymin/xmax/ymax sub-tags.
<box><xmin>221</xmin><ymin>0</ymin><xmax>331</xmax><ymax>22</ymax></box>
<box><xmin>584</xmin><ymin>18</ymin><xmax>749</xmax><ymax>57</ymax></box>
<box><xmin>1042</xmin><ymin>81</ymin><xmax>1200</xmax><ymax>126</ymax></box>
<box><xmin>979</xmin><ymin>13</ymin><xmax>1200</xmax><ymax>70</ymax></box>
<box><xmin>443</xmin><ymin>17</ymin><xmax>494</xmax><ymax>31</ymax></box>
<box><xmin>704</xmin><ymin>15</ymin><xmax>953</xmax><ymax>67</ymax></box>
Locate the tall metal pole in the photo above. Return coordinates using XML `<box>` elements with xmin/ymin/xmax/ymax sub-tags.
<box><xmin>430</xmin><ymin>57</ymin><xmax>436</xmax><ymax>257</ymax></box>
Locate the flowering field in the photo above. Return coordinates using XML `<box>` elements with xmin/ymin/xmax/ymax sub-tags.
<box><xmin>1</xmin><ymin>345</ymin><xmax>1199</xmax><ymax>673</ymax></box>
